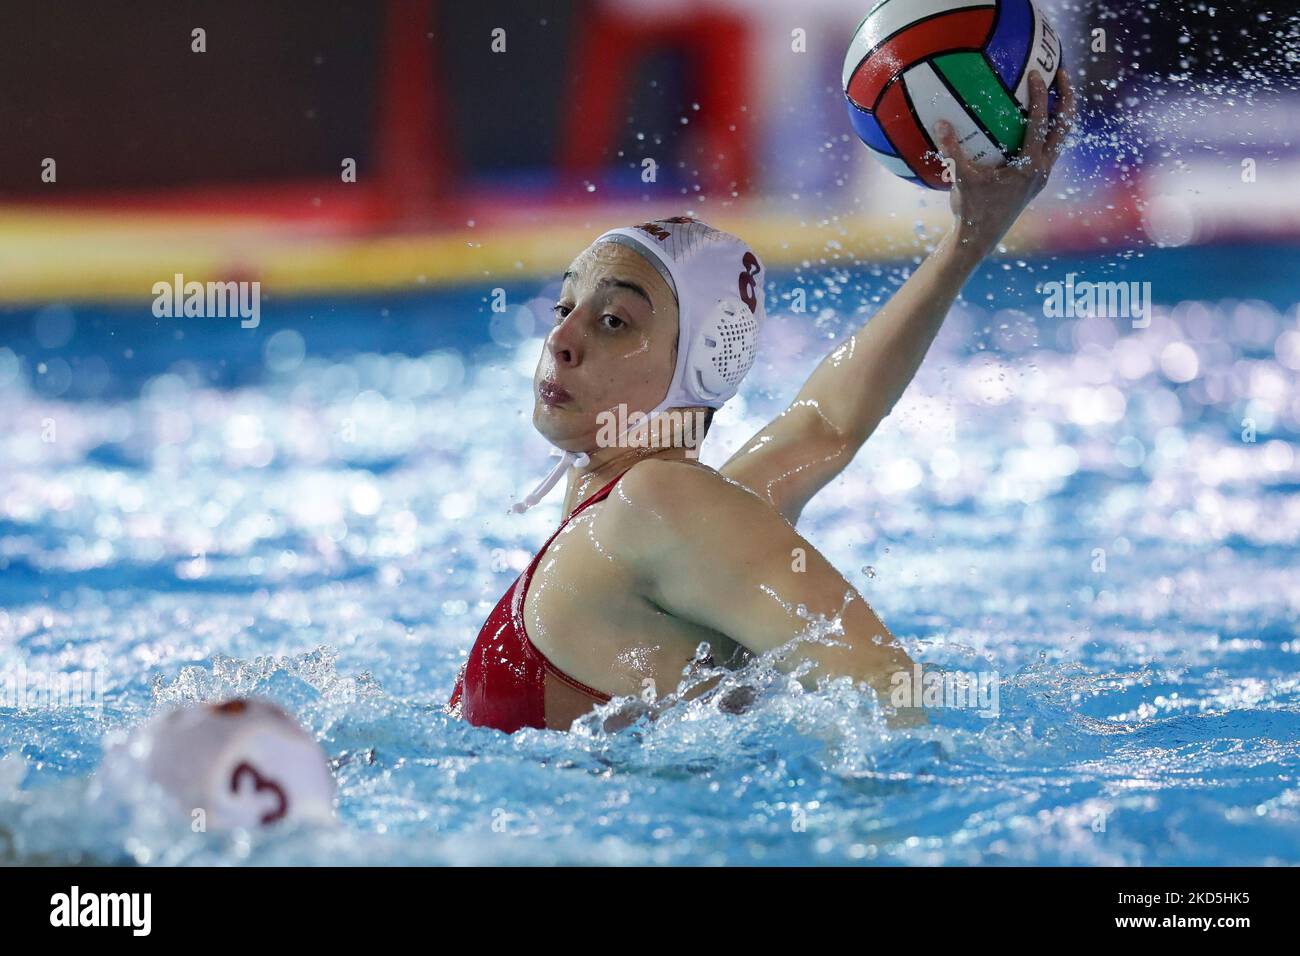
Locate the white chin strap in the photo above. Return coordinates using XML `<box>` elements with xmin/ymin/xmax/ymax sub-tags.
<box><xmin>509</xmin><ymin>448</ymin><xmax>591</xmax><ymax>514</ymax></box>
<box><xmin>510</xmin><ymin>403</ymin><xmax>686</xmax><ymax>514</ymax></box>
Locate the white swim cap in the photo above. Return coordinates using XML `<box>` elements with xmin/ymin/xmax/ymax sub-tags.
<box><xmin>593</xmin><ymin>216</ymin><xmax>766</xmax><ymax>411</ymax></box>
<box><xmin>102</xmin><ymin>698</ymin><xmax>336</xmax><ymax>831</ymax></box>
<box><xmin>512</xmin><ymin>216</ymin><xmax>765</xmax><ymax>513</ymax></box>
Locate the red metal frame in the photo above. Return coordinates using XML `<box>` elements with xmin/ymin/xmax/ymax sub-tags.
<box><xmin>558</xmin><ymin>5</ymin><xmax>756</xmax><ymax>198</ymax></box>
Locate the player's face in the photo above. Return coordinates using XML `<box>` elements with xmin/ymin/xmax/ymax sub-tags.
<box><xmin>532</xmin><ymin>241</ymin><xmax>678</xmax><ymax>452</ymax></box>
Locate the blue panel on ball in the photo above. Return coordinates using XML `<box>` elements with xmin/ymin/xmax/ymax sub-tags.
<box><xmin>986</xmin><ymin>0</ymin><xmax>1034</xmax><ymax>91</ymax></box>
<box><xmin>845</xmin><ymin>96</ymin><xmax>898</xmax><ymax>157</ymax></box>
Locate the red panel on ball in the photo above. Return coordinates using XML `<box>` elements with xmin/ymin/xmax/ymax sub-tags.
<box><xmin>845</xmin><ymin>8</ymin><xmax>997</xmax><ymax>111</ymax></box>
<box><xmin>876</xmin><ymin>80</ymin><xmax>948</xmax><ymax>189</ymax></box>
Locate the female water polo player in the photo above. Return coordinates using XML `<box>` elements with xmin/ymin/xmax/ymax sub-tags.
<box><xmin>449</xmin><ymin>70</ymin><xmax>1076</xmax><ymax>733</ymax></box>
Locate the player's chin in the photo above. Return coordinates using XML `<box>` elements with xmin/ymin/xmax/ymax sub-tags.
<box><xmin>533</xmin><ymin>397</ymin><xmax>569</xmax><ymax>421</ymax></box>
<box><xmin>532</xmin><ymin>401</ymin><xmax>582</xmax><ymax>441</ymax></box>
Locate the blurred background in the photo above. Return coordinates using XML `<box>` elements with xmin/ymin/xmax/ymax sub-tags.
<box><xmin>1</xmin><ymin>0</ymin><xmax>1297</xmax><ymax>304</ymax></box>
<box><xmin>2</xmin><ymin>1</ymin><xmax>1300</xmax><ymax>866</ymax></box>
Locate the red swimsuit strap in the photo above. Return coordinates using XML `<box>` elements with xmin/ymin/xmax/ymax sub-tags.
<box><xmin>512</xmin><ymin>467</ymin><xmax>634</xmax><ymax>703</ymax></box>
<box><xmin>528</xmin><ymin>467</ymin><xmax>634</xmax><ymax>557</ymax></box>
<box><xmin>573</xmin><ymin>468</ymin><xmax>633</xmax><ymax>515</ymax></box>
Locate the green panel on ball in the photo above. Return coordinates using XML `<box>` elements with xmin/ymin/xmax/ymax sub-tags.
<box><xmin>932</xmin><ymin>51</ymin><xmax>1025</xmax><ymax>154</ymax></box>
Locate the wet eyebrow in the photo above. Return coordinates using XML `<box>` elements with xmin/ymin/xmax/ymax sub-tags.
<box><xmin>560</xmin><ymin>271</ymin><xmax>653</xmax><ymax>309</ymax></box>
<box><xmin>602</xmin><ymin>278</ymin><xmax>653</xmax><ymax>308</ymax></box>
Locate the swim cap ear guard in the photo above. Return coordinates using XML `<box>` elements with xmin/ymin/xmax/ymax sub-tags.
<box><xmin>511</xmin><ymin>216</ymin><xmax>766</xmax><ymax>513</ymax></box>
<box><xmin>599</xmin><ymin>217</ymin><xmax>765</xmax><ymax>412</ymax></box>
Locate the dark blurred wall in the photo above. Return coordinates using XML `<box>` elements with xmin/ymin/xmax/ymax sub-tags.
<box><xmin>0</xmin><ymin>0</ymin><xmax>380</xmax><ymax>194</ymax></box>
<box><xmin>1086</xmin><ymin>0</ymin><xmax>1294</xmax><ymax>87</ymax></box>
<box><xmin>14</xmin><ymin>0</ymin><xmax>1272</xmax><ymax>199</ymax></box>
<box><xmin>439</xmin><ymin>1</ymin><xmax>580</xmax><ymax>180</ymax></box>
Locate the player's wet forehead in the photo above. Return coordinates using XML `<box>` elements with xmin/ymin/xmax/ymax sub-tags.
<box><xmin>561</xmin><ymin>242</ymin><xmax>672</xmax><ymax>310</ymax></box>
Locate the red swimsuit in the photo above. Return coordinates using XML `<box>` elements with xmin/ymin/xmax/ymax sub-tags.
<box><xmin>447</xmin><ymin>469</ymin><xmax>632</xmax><ymax>733</ymax></box>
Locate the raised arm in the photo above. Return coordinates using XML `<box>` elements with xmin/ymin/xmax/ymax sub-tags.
<box><xmin>722</xmin><ymin>69</ymin><xmax>1076</xmax><ymax>524</ymax></box>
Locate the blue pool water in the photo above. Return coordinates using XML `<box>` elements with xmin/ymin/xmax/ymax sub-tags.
<box><xmin>1</xmin><ymin>242</ymin><xmax>1298</xmax><ymax>865</ymax></box>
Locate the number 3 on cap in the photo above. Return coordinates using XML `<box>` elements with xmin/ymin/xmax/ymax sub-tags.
<box><xmin>230</xmin><ymin>760</ymin><xmax>290</xmax><ymax>825</ymax></box>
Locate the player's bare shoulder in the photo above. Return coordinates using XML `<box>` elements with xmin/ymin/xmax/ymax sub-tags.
<box><xmin>615</xmin><ymin>457</ymin><xmax>762</xmax><ymax>514</ymax></box>
<box><xmin>593</xmin><ymin>457</ymin><xmax>786</xmax><ymax>568</ymax></box>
